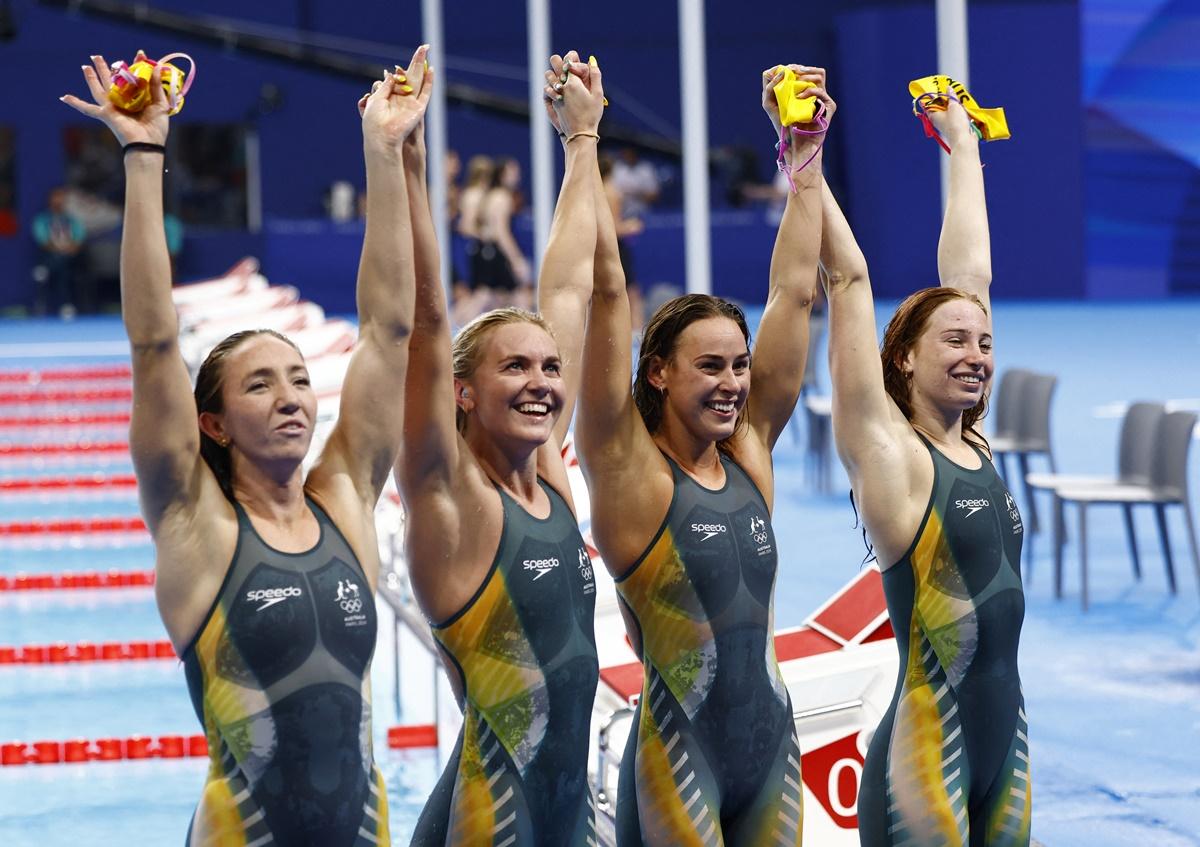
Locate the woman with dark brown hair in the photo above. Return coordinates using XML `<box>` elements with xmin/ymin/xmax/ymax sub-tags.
<box><xmin>820</xmin><ymin>98</ymin><xmax>1030</xmax><ymax>846</ymax></box>
<box><xmin>573</xmin><ymin>60</ymin><xmax>832</xmax><ymax>845</ymax></box>
<box><xmin>62</xmin><ymin>47</ymin><xmax>431</xmax><ymax>845</ymax></box>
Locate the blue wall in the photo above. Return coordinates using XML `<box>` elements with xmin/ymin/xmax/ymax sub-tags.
<box><xmin>0</xmin><ymin>0</ymin><xmax>1090</xmax><ymax>312</ymax></box>
<box><xmin>1082</xmin><ymin>0</ymin><xmax>1200</xmax><ymax>298</ymax></box>
<box><xmin>835</xmin><ymin>2</ymin><xmax>1085</xmax><ymax>299</ymax></box>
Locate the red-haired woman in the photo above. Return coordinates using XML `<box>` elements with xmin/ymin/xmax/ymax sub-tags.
<box><xmin>821</xmin><ymin>99</ymin><xmax>1030</xmax><ymax>846</ymax></box>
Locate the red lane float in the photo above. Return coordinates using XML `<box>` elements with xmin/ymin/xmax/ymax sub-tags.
<box><xmin>0</xmin><ymin>638</ymin><xmax>176</xmax><ymax>665</ymax></box>
<box><xmin>386</xmin><ymin>724</ymin><xmax>438</xmax><ymax>749</ymax></box>
<box><xmin>0</xmin><ymin>516</ymin><xmax>146</xmax><ymax>536</ymax></box>
<box><xmin>0</xmin><ymin>474</ymin><xmax>138</xmax><ymax>493</ymax></box>
<box><xmin>0</xmin><ymin>388</ymin><xmax>132</xmax><ymax>405</ymax></box>
<box><xmin>0</xmin><ymin>723</ymin><xmax>436</xmax><ymax>766</ymax></box>
<box><xmin>0</xmin><ymin>412</ymin><xmax>131</xmax><ymax>429</ymax></box>
<box><xmin>0</xmin><ymin>734</ymin><xmax>207</xmax><ymax>766</ymax></box>
<box><xmin>0</xmin><ymin>365</ymin><xmax>132</xmax><ymax>384</ymax></box>
<box><xmin>0</xmin><ymin>442</ymin><xmax>130</xmax><ymax>458</ymax></box>
<box><xmin>0</xmin><ymin>569</ymin><xmax>155</xmax><ymax>592</ymax></box>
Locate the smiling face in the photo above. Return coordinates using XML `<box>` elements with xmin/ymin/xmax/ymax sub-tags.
<box><xmin>650</xmin><ymin>316</ymin><xmax>751</xmax><ymax>444</ymax></box>
<box><xmin>905</xmin><ymin>299</ymin><xmax>993</xmax><ymax>414</ymax></box>
<box><xmin>457</xmin><ymin>321</ymin><xmax>563</xmax><ymax>450</ymax></box>
<box><xmin>199</xmin><ymin>334</ymin><xmax>316</xmax><ymax>469</ymax></box>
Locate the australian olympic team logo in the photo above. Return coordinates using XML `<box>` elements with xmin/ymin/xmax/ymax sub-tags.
<box><xmin>750</xmin><ymin>515</ymin><xmax>769</xmax><ymax>545</ymax></box>
<box><xmin>336</xmin><ymin>579</ymin><xmax>362</xmax><ymax>614</ymax></box>
<box><xmin>577</xmin><ymin>546</ymin><xmax>596</xmax><ymax>594</ymax></box>
<box><xmin>1004</xmin><ymin>491</ymin><xmax>1023</xmax><ymax>534</ymax></box>
<box><xmin>749</xmin><ymin>514</ymin><xmax>772</xmax><ymax>555</ymax></box>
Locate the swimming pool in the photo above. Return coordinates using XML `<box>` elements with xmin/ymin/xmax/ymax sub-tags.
<box><xmin>0</xmin><ymin>567</ymin><xmax>442</xmax><ymax>845</ymax></box>
<box><xmin>1</xmin><ymin>361</ymin><xmax>441</xmax><ymax>845</ymax></box>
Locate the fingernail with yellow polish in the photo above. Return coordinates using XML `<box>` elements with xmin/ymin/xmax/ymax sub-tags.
<box><xmin>589</xmin><ymin>55</ymin><xmax>598</xmax><ymax>67</ymax></box>
<box><xmin>402</xmin><ymin>85</ymin><xmax>414</xmax><ymax>94</ymax></box>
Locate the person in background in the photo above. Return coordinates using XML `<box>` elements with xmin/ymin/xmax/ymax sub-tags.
<box><xmin>32</xmin><ymin>186</ymin><xmax>87</xmax><ymax>317</ymax></box>
<box><xmin>477</xmin><ymin>157</ymin><xmax>532</xmax><ymax>309</ymax></box>
<box><xmin>600</xmin><ymin>153</ymin><xmax>646</xmax><ymax>330</ymax></box>
<box><xmin>453</xmin><ymin>153</ymin><xmax>494</xmax><ymax>324</ymax></box>
<box><xmin>610</xmin><ymin>145</ymin><xmax>660</xmax><ymax>217</ymax></box>
<box><xmin>163</xmin><ymin>211</ymin><xmax>184</xmax><ymax>282</ymax></box>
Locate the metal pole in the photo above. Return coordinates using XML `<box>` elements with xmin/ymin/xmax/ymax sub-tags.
<box><xmin>678</xmin><ymin>0</ymin><xmax>711</xmax><ymax>295</ymax></box>
<box><xmin>936</xmin><ymin>0</ymin><xmax>969</xmax><ymax>208</ymax></box>
<box><xmin>245</xmin><ymin>128</ymin><xmax>262</xmax><ymax>233</ymax></box>
<box><xmin>421</xmin><ymin>0</ymin><xmax>451</xmax><ymax>295</ymax></box>
<box><xmin>527</xmin><ymin>0</ymin><xmax>554</xmax><ymax>276</ymax></box>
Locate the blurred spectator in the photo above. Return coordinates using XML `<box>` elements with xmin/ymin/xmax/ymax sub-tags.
<box><xmin>0</xmin><ymin>127</ymin><xmax>15</xmax><ymax>237</ymax></box>
<box><xmin>0</xmin><ymin>184</ymin><xmax>16</xmax><ymax>237</ymax></box>
<box><xmin>609</xmin><ymin>146</ymin><xmax>660</xmax><ymax>216</ymax></box>
<box><xmin>600</xmin><ymin>155</ymin><xmax>647</xmax><ymax>330</ymax></box>
<box><xmin>452</xmin><ymin>155</ymin><xmax>494</xmax><ymax>324</ymax></box>
<box><xmin>476</xmin><ymin>158</ymin><xmax>531</xmax><ymax>310</ymax></box>
<box><xmin>164</xmin><ymin>212</ymin><xmax>185</xmax><ymax>281</ymax></box>
<box><xmin>31</xmin><ymin>187</ymin><xmax>87</xmax><ymax>318</ymax></box>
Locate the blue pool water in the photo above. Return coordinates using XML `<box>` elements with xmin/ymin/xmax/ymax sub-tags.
<box><xmin>0</xmin><ymin>331</ymin><xmax>441</xmax><ymax>844</ymax></box>
<box><xmin>3</xmin><ymin>306</ymin><xmax>1200</xmax><ymax>846</ymax></box>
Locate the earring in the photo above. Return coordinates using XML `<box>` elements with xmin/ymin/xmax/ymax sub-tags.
<box><xmin>218</xmin><ymin>436</ymin><xmax>230</xmax><ymax>448</ymax></box>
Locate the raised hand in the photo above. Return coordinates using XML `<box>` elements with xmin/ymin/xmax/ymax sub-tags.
<box><xmin>926</xmin><ymin>97</ymin><xmax>976</xmax><ymax>147</ymax></box>
<box><xmin>543</xmin><ymin>50</ymin><xmax>604</xmax><ymax>141</ymax></box>
<box><xmin>761</xmin><ymin>64</ymin><xmax>835</xmax><ymax>166</ymax></box>
<box><xmin>358</xmin><ymin>44</ymin><xmax>433</xmax><ymax>157</ymax></box>
<box><xmin>61</xmin><ymin>53</ymin><xmax>170</xmax><ymax>147</ymax></box>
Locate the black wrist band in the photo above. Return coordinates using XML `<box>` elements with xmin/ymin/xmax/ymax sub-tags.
<box><xmin>123</xmin><ymin>142</ymin><xmax>166</xmax><ymax>156</ymax></box>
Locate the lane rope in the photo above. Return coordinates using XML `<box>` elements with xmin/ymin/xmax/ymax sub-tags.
<box><xmin>0</xmin><ymin>365</ymin><xmax>131</xmax><ymax>384</ymax></box>
<box><xmin>0</xmin><ymin>474</ymin><xmax>138</xmax><ymax>493</ymax></box>
<box><xmin>0</xmin><ymin>517</ymin><xmax>146</xmax><ymax>536</ymax></box>
<box><xmin>0</xmin><ymin>569</ymin><xmax>155</xmax><ymax>591</ymax></box>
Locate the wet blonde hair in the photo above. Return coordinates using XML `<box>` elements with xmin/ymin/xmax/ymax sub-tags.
<box><xmin>451</xmin><ymin>307</ymin><xmax>556</xmax><ymax>433</ymax></box>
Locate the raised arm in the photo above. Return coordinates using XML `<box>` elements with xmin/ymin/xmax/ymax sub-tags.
<box><xmin>570</xmin><ymin>63</ymin><xmax>654</xmax><ymax>482</ymax></box>
<box><xmin>746</xmin><ymin>65</ymin><xmax>831</xmax><ymax>450</ymax></box>
<box><xmin>931</xmin><ymin>99</ymin><xmax>991</xmax><ymax>314</ymax></box>
<box><xmin>311</xmin><ymin>47</ymin><xmax>430</xmax><ymax>507</ymax></box>
<box><xmin>392</xmin><ymin>60</ymin><xmax>462</xmax><ymax>503</ymax></box>
<box><xmin>537</xmin><ymin>52</ymin><xmax>605</xmax><ymax>448</ymax></box>
<box><xmin>821</xmin><ymin>180</ymin><xmax>906</xmax><ymax>473</ymax></box>
<box><xmin>63</xmin><ymin>56</ymin><xmax>204</xmax><ymax>529</ymax></box>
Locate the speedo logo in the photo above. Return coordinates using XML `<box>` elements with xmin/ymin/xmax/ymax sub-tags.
<box><xmin>523</xmin><ymin>557</ymin><xmax>559</xmax><ymax>580</ymax></box>
<box><xmin>246</xmin><ymin>586</ymin><xmax>303</xmax><ymax>611</ymax></box>
<box><xmin>955</xmin><ymin>498</ymin><xmax>990</xmax><ymax>518</ymax></box>
<box><xmin>691</xmin><ymin>522</ymin><xmax>727</xmax><ymax>542</ymax></box>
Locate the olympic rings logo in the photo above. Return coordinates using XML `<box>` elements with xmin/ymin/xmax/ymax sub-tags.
<box><xmin>340</xmin><ymin>599</ymin><xmax>362</xmax><ymax>614</ymax></box>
